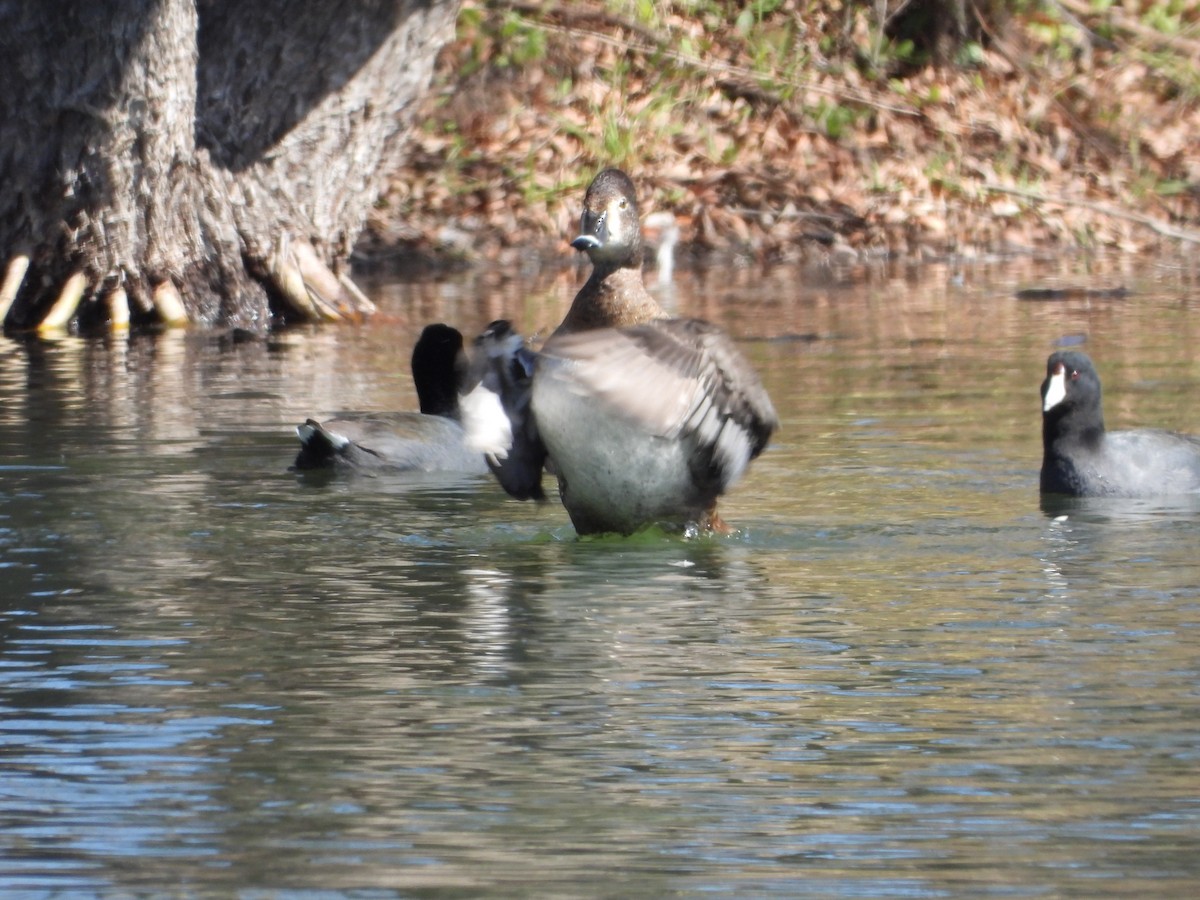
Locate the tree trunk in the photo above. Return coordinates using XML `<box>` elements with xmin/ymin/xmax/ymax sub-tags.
<box><xmin>0</xmin><ymin>0</ymin><xmax>458</xmax><ymax>334</ymax></box>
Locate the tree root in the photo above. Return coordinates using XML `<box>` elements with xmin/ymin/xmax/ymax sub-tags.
<box><xmin>1</xmin><ymin>258</ymin><xmax>187</xmax><ymax>333</ymax></box>
<box><xmin>267</xmin><ymin>240</ymin><xmax>329</xmax><ymax>322</ymax></box>
<box><xmin>2</xmin><ymin>238</ymin><xmax>375</xmax><ymax>332</ymax></box>
<box><xmin>152</xmin><ymin>281</ymin><xmax>189</xmax><ymax>327</ymax></box>
<box><xmin>108</xmin><ymin>286</ymin><xmax>130</xmax><ymax>331</ymax></box>
<box><xmin>0</xmin><ymin>252</ymin><xmax>30</xmax><ymax>323</ymax></box>
<box><xmin>37</xmin><ymin>272</ymin><xmax>87</xmax><ymax>335</ymax></box>
<box><xmin>337</xmin><ymin>271</ymin><xmax>376</xmax><ymax>316</ymax></box>
<box><xmin>266</xmin><ymin>236</ymin><xmax>376</xmax><ymax>323</ymax></box>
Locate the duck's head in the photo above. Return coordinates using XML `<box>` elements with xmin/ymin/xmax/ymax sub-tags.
<box><xmin>570</xmin><ymin>168</ymin><xmax>643</xmax><ymax>268</ymax></box>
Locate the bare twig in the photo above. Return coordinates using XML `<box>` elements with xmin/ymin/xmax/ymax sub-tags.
<box><xmin>482</xmin><ymin>1</ymin><xmax>921</xmax><ymax>118</ymax></box>
<box><xmin>490</xmin><ymin>0</ymin><xmax>660</xmax><ymax>45</ymax></box>
<box><xmin>983</xmin><ymin>182</ymin><xmax>1200</xmax><ymax>244</ymax></box>
<box><xmin>1056</xmin><ymin>0</ymin><xmax>1200</xmax><ymax>57</ymax></box>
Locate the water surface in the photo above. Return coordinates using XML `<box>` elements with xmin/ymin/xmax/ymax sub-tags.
<box><xmin>2</xmin><ymin>257</ymin><xmax>1199</xmax><ymax>896</ymax></box>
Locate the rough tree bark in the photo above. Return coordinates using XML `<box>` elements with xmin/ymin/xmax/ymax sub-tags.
<box><xmin>0</xmin><ymin>0</ymin><xmax>458</xmax><ymax>334</ymax></box>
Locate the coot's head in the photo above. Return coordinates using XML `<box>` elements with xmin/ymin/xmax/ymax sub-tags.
<box><xmin>1042</xmin><ymin>350</ymin><xmax>1104</xmax><ymax>427</ymax></box>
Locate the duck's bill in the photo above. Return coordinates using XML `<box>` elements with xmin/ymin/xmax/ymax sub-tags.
<box><xmin>570</xmin><ymin>234</ymin><xmax>602</xmax><ymax>251</ymax></box>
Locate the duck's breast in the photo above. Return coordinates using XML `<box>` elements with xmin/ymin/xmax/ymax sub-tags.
<box><xmin>532</xmin><ymin>361</ymin><xmax>714</xmax><ymax>534</ymax></box>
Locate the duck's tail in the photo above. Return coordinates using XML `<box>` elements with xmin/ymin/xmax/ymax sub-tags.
<box><xmin>292</xmin><ymin>419</ymin><xmax>381</xmax><ymax>470</ymax></box>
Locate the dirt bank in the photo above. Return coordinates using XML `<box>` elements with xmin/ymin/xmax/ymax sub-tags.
<box><xmin>360</xmin><ymin>1</ymin><xmax>1200</xmax><ymax>271</ymax></box>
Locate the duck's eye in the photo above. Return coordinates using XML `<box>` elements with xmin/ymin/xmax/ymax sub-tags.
<box><xmin>617</xmin><ymin>198</ymin><xmax>628</xmax><ymax>210</ymax></box>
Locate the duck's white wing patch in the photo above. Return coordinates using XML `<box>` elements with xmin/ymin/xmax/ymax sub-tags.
<box><xmin>461</xmin><ymin>321</ymin><xmax>540</xmax><ymax>460</ymax></box>
<box><xmin>460</xmin><ymin>382</ymin><xmax>513</xmax><ymax>459</ymax></box>
<box><xmin>460</xmin><ymin>320</ymin><xmax>548</xmax><ymax>501</ymax></box>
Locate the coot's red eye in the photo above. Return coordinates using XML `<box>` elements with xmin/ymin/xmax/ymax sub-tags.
<box><xmin>1070</xmin><ymin>369</ymin><xmax>1080</xmax><ymax>380</ymax></box>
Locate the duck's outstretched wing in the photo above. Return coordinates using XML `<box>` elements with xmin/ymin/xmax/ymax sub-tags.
<box><xmin>541</xmin><ymin>318</ymin><xmax>778</xmax><ymax>491</ymax></box>
<box><xmin>460</xmin><ymin>321</ymin><xmax>547</xmax><ymax>501</ymax></box>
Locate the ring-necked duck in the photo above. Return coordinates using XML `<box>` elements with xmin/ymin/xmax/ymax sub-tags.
<box><xmin>463</xmin><ymin>169</ymin><xmax>778</xmax><ymax>535</ymax></box>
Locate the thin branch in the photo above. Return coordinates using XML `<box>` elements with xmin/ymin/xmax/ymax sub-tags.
<box><xmin>982</xmin><ymin>182</ymin><xmax>1200</xmax><ymax>244</ymax></box>
<box><xmin>481</xmin><ymin>1</ymin><xmax>921</xmax><ymax>118</ymax></box>
<box><xmin>1056</xmin><ymin>0</ymin><xmax>1200</xmax><ymax>57</ymax></box>
<box><xmin>491</xmin><ymin>0</ymin><xmax>661</xmax><ymax>45</ymax></box>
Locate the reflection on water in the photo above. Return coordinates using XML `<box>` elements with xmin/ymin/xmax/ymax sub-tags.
<box><xmin>2</xmin><ymin>258</ymin><xmax>1200</xmax><ymax>896</ymax></box>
